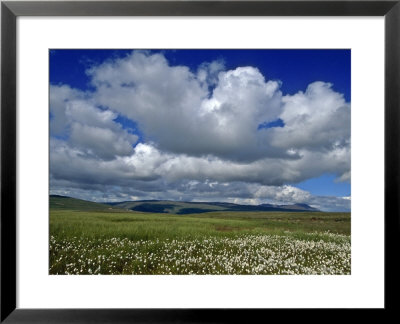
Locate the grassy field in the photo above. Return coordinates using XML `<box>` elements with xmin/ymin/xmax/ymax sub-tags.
<box><xmin>49</xmin><ymin>198</ymin><xmax>351</xmax><ymax>275</ymax></box>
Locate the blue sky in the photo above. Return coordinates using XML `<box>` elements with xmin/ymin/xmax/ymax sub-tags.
<box><xmin>49</xmin><ymin>49</ymin><xmax>350</xmax><ymax>211</ymax></box>
<box><xmin>50</xmin><ymin>49</ymin><xmax>350</xmax><ymax>101</ymax></box>
<box><xmin>295</xmin><ymin>174</ymin><xmax>350</xmax><ymax>197</ymax></box>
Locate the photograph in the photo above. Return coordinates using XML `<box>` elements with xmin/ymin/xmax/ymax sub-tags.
<box><xmin>49</xmin><ymin>49</ymin><xmax>351</xmax><ymax>275</ymax></box>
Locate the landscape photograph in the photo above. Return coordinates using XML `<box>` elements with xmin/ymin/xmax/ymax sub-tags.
<box><xmin>49</xmin><ymin>49</ymin><xmax>351</xmax><ymax>275</ymax></box>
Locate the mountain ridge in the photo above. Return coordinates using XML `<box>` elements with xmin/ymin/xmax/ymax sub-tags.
<box><xmin>50</xmin><ymin>195</ymin><xmax>320</xmax><ymax>214</ymax></box>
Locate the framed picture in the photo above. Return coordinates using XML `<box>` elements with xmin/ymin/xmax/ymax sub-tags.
<box><xmin>1</xmin><ymin>0</ymin><xmax>398</xmax><ymax>322</ymax></box>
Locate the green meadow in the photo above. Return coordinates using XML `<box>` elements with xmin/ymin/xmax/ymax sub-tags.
<box><xmin>49</xmin><ymin>197</ymin><xmax>351</xmax><ymax>275</ymax></box>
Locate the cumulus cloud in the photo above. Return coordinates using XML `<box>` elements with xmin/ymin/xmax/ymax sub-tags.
<box><xmin>50</xmin><ymin>84</ymin><xmax>86</xmax><ymax>136</ymax></box>
<box><xmin>197</xmin><ymin>60</ymin><xmax>225</xmax><ymax>87</ymax></box>
<box><xmin>50</xmin><ymin>142</ymin><xmax>349</xmax><ymax>187</ymax></box>
<box><xmin>270</xmin><ymin>81</ymin><xmax>351</xmax><ymax>152</ymax></box>
<box><xmin>88</xmin><ymin>52</ymin><xmax>288</xmax><ymax>161</ymax></box>
<box><xmin>49</xmin><ymin>50</ymin><xmax>351</xmax><ymax>211</ymax></box>
<box><xmin>50</xmin><ymin>90</ymin><xmax>138</xmax><ymax>160</ymax></box>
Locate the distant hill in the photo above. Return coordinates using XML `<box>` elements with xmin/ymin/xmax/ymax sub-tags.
<box><xmin>277</xmin><ymin>203</ymin><xmax>320</xmax><ymax>211</ymax></box>
<box><xmin>50</xmin><ymin>195</ymin><xmax>319</xmax><ymax>214</ymax></box>
<box><xmin>107</xmin><ymin>199</ymin><xmax>320</xmax><ymax>214</ymax></box>
<box><xmin>50</xmin><ymin>195</ymin><xmax>128</xmax><ymax>213</ymax></box>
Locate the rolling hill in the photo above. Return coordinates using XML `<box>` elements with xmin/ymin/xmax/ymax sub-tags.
<box><xmin>50</xmin><ymin>195</ymin><xmax>319</xmax><ymax>214</ymax></box>
<box><xmin>50</xmin><ymin>195</ymin><xmax>128</xmax><ymax>213</ymax></box>
<box><xmin>107</xmin><ymin>200</ymin><xmax>320</xmax><ymax>214</ymax></box>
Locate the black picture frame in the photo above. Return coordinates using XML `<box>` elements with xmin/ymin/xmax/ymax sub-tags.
<box><xmin>1</xmin><ymin>0</ymin><xmax>399</xmax><ymax>322</ymax></box>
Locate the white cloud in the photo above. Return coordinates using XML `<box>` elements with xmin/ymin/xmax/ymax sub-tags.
<box><xmin>89</xmin><ymin>52</ymin><xmax>287</xmax><ymax>161</ymax></box>
<box><xmin>86</xmin><ymin>52</ymin><xmax>350</xmax><ymax>164</ymax></box>
<box><xmin>69</xmin><ymin>123</ymin><xmax>137</xmax><ymax>160</ymax></box>
<box><xmin>50</xmin><ymin>84</ymin><xmax>85</xmax><ymax>135</ymax></box>
<box><xmin>337</xmin><ymin>171</ymin><xmax>351</xmax><ymax>182</ymax></box>
<box><xmin>50</xmin><ymin>90</ymin><xmax>138</xmax><ymax>160</ymax></box>
<box><xmin>197</xmin><ymin>60</ymin><xmax>225</xmax><ymax>86</ymax></box>
<box><xmin>50</xmin><ymin>141</ymin><xmax>349</xmax><ymax>208</ymax></box>
<box><xmin>271</xmin><ymin>81</ymin><xmax>351</xmax><ymax>152</ymax></box>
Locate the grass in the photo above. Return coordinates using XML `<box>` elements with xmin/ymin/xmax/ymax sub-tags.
<box><xmin>50</xmin><ymin>209</ymin><xmax>350</xmax><ymax>239</ymax></box>
<box><xmin>50</xmin><ymin>207</ymin><xmax>350</xmax><ymax>275</ymax></box>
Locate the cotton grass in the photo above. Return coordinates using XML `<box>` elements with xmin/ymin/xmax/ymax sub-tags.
<box><xmin>50</xmin><ymin>232</ymin><xmax>350</xmax><ymax>275</ymax></box>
